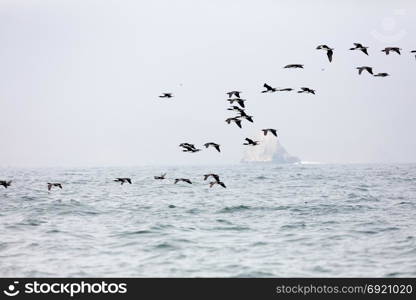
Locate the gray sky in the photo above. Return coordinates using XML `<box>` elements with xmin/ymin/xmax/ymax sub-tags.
<box><xmin>0</xmin><ymin>0</ymin><xmax>415</xmax><ymax>167</ymax></box>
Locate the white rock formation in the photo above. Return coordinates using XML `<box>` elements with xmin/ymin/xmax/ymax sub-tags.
<box><xmin>241</xmin><ymin>133</ymin><xmax>300</xmax><ymax>163</ymax></box>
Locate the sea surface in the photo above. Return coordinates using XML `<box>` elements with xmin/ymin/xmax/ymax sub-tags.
<box><xmin>0</xmin><ymin>163</ymin><xmax>415</xmax><ymax>277</ymax></box>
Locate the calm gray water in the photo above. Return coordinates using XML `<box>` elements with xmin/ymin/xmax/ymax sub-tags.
<box><xmin>0</xmin><ymin>164</ymin><xmax>415</xmax><ymax>277</ymax></box>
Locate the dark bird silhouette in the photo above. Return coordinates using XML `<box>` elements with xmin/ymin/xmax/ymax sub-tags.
<box><xmin>114</xmin><ymin>178</ymin><xmax>132</xmax><ymax>185</ymax></box>
<box><xmin>316</xmin><ymin>44</ymin><xmax>334</xmax><ymax>62</ymax></box>
<box><xmin>0</xmin><ymin>180</ymin><xmax>12</xmax><ymax>189</ymax></box>
<box><xmin>278</xmin><ymin>88</ymin><xmax>293</xmax><ymax>92</ymax></box>
<box><xmin>262</xmin><ymin>128</ymin><xmax>278</xmax><ymax>137</ymax></box>
<box><xmin>297</xmin><ymin>87</ymin><xmax>315</xmax><ymax>95</ymax></box>
<box><xmin>209</xmin><ymin>181</ymin><xmax>226</xmax><ymax>188</ymax></box>
<box><xmin>262</xmin><ymin>83</ymin><xmax>278</xmax><ymax>93</ymax></box>
<box><xmin>227</xmin><ymin>98</ymin><xmax>246</xmax><ymax>108</ymax></box>
<box><xmin>411</xmin><ymin>50</ymin><xmax>416</xmax><ymax>59</ymax></box>
<box><xmin>203</xmin><ymin>173</ymin><xmax>220</xmax><ymax>182</ymax></box>
<box><xmin>239</xmin><ymin>114</ymin><xmax>254</xmax><ymax>123</ymax></box>
<box><xmin>243</xmin><ymin>138</ymin><xmax>259</xmax><ymax>146</ymax></box>
<box><xmin>373</xmin><ymin>72</ymin><xmax>389</xmax><ymax>77</ymax></box>
<box><xmin>226</xmin><ymin>91</ymin><xmax>241</xmax><ymax>98</ymax></box>
<box><xmin>356</xmin><ymin>66</ymin><xmax>373</xmax><ymax>75</ymax></box>
<box><xmin>179</xmin><ymin>143</ymin><xmax>201</xmax><ymax>152</ymax></box>
<box><xmin>350</xmin><ymin>43</ymin><xmax>369</xmax><ymax>55</ymax></box>
<box><xmin>225</xmin><ymin>117</ymin><xmax>242</xmax><ymax>128</ymax></box>
<box><xmin>174</xmin><ymin>178</ymin><xmax>192</xmax><ymax>184</ymax></box>
<box><xmin>154</xmin><ymin>173</ymin><xmax>167</xmax><ymax>180</ymax></box>
<box><xmin>382</xmin><ymin>47</ymin><xmax>401</xmax><ymax>55</ymax></box>
<box><xmin>284</xmin><ymin>64</ymin><xmax>304</xmax><ymax>69</ymax></box>
<box><xmin>47</xmin><ymin>183</ymin><xmax>63</xmax><ymax>191</ymax></box>
<box><xmin>159</xmin><ymin>93</ymin><xmax>173</xmax><ymax>98</ymax></box>
<box><xmin>204</xmin><ymin>142</ymin><xmax>221</xmax><ymax>152</ymax></box>
<box><xmin>227</xmin><ymin>105</ymin><xmax>245</xmax><ymax>114</ymax></box>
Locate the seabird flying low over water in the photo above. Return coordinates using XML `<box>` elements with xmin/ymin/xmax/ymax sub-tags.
<box><xmin>204</xmin><ymin>142</ymin><xmax>221</xmax><ymax>152</ymax></box>
<box><xmin>373</xmin><ymin>72</ymin><xmax>389</xmax><ymax>77</ymax></box>
<box><xmin>114</xmin><ymin>178</ymin><xmax>132</xmax><ymax>185</ymax></box>
<box><xmin>0</xmin><ymin>180</ymin><xmax>12</xmax><ymax>188</ymax></box>
<box><xmin>278</xmin><ymin>88</ymin><xmax>293</xmax><ymax>92</ymax></box>
<box><xmin>284</xmin><ymin>64</ymin><xmax>304</xmax><ymax>69</ymax></box>
<box><xmin>225</xmin><ymin>117</ymin><xmax>242</xmax><ymax>128</ymax></box>
<box><xmin>209</xmin><ymin>181</ymin><xmax>226</xmax><ymax>188</ymax></box>
<box><xmin>262</xmin><ymin>83</ymin><xmax>278</xmax><ymax>93</ymax></box>
<box><xmin>381</xmin><ymin>47</ymin><xmax>401</xmax><ymax>55</ymax></box>
<box><xmin>356</xmin><ymin>66</ymin><xmax>373</xmax><ymax>75</ymax></box>
<box><xmin>47</xmin><ymin>183</ymin><xmax>62</xmax><ymax>191</ymax></box>
<box><xmin>154</xmin><ymin>173</ymin><xmax>167</xmax><ymax>180</ymax></box>
<box><xmin>226</xmin><ymin>91</ymin><xmax>241</xmax><ymax>98</ymax></box>
<box><xmin>297</xmin><ymin>87</ymin><xmax>315</xmax><ymax>95</ymax></box>
<box><xmin>203</xmin><ymin>173</ymin><xmax>220</xmax><ymax>182</ymax></box>
<box><xmin>316</xmin><ymin>44</ymin><xmax>334</xmax><ymax>62</ymax></box>
<box><xmin>350</xmin><ymin>43</ymin><xmax>369</xmax><ymax>55</ymax></box>
<box><xmin>227</xmin><ymin>98</ymin><xmax>246</xmax><ymax>108</ymax></box>
<box><xmin>174</xmin><ymin>178</ymin><xmax>192</xmax><ymax>184</ymax></box>
<box><xmin>243</xmin><ymin>138</ymin><xmax>259</xmax><ymax>146</ymax></box>
<box><xmin>159</xmin><ymin>93</ymin><xmax>173</xmax><ymax>98</ymax></box>
<box><xmin>262</xmin><ymin>128</ymin><xmax>278</xmax><ymax>137</ymax></box>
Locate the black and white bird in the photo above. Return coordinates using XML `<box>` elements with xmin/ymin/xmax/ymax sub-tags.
<box><xmin>227</xmin><ymin>105</ymin><xmax>245</xmax><ymax>114</ymax></box>
<box><xmin>411</xmin><ymin>50</ymin><xmax>416</xmax><ymax>59</ymax></box>
<box><xmin>381</xmin><ymin>47</ymin><xmax>401</xmax><ymax>55</ymax></box>
<box><xmin>114</xmin><ymin>178</ymin><xmax>132</xmax><ymax>185</ymax></box>
<box><xmin>179</xmin><ymin>143</ymin><xmax>201</xmax><ymax>152</ymax></box>
<box><xmin>227</xmin><ymin>98</ymin><xmax>246</xmax><ymax>108</ymax></box>
<box><xmin>159</xmin><ymin>93</ymin><xmax>173</xmax><ymax>98</ymax></box>
<box><xmin>243</xmin><ymin>138</ymin><xmax>259</xmax><ymax>146</ymax></box>
<box><xmin>284</xmin><ymin>64</ymin><xmax>304</xmax><ymax>69</ymax></box>
<box><xmin>350</xmin><ymin>43</ymin><xmax>369</xmax><ymax>55</ymax></box>
<box><xmin>0</xmin><ymin>180</ymin><xmax>12</xmax><ymax>189</ymax></box>
<box><xmin>174</xmin><ymin>178</ymin><xmax>192</xmax><ymax>184</ymax></box>
<box><xmin>204</xmin><ymin>142</ymin><xmax>221</xmax><ymax>152</ymax></box>
<box><xmin>356</xmin><ymin>66</ymin><xmax>373</xmax><ymax>75</ymax></box>
<box><xmin>261</xmin><ymin>128</ymin><xmax>278</xmax><ymax>137</ymax></box>
<box><xmin>297</xmin><ymin>87</ymin><xmax>315</xmax><ymax>95</ymax></box>
<box><xmin>239</xmin><ymin>114</ymin><xmax>254</xmax><ymax>123</ymax></box>
<box><xmin>373</xmin><ymin>72</ymin><xmax>389</xmax><ymax>77</ymax></box>
<box><xmin>316</xmin><ymin>44</ymin><xmax>334</xmax><ymax>62</ymax></box>
<box><xmin>226</xmin><ymin>91</ymin><xmax>242</xmax><ymax>98</ymax></box>
<box><xmin>225</xmin><ymin>117</ymin><xmax>242</xmax><ymax>128</ymax></box>
<box><xmin>47</xmin><ymin>183</ymin><xmax>63</xmax><ymax>191</ymax></box>
<box><xmin>154</xmin><ymin>173</ymin><xmax>167</xmax><ymax>180</ymax></box>
<box><xmin>209</xmin><ymin>181</ymin><xmax>226</xmax><ymax>188</ymax></box>
<box><xmin>262</xmin><ymin>83</ymin><xmax>278</xmax><ymax>93</ymax></box>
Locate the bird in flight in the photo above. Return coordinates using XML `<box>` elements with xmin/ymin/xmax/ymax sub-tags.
<box><xmin>159</xmin><ymin>93</ymin><xmax>173</xmax><ymax>98</ymax></box>
<box><xmin>373</xmin><ymin>72</ymin><xmax>389</xmax><ymax>77</ymax></box>
<box><xmin>114</xmin><ymin>178</ymin><xmax>132</xmax><ymax>185</ymax></box>
<box><xmin>179</xmin><ymin>143</ymin><xmax>201</xmax><ymax>153</ymax></box>
<box><xmin>154</xmin><ymin>173</ymin><xmax>167</xmax><ymax>180</ymax></box>
<box><xmin>284</xmin><ymin>64</ymin><xmax>304</xmax><ymax>69</ymax></box>
<box><xmin>381</xmin><ymin>47</ymin><xmax>401</xmax><ymax>55</ymax></box>
<box><xmin>243</xmin><ymin>138</ymin><xmax>259</xmax><ymax>146</ymax></box>
<box><xmin>209</xmin><ymin>181</ymin><xmax>226</xmax><ymax>188</ymax></box>
<box><xmin>226</xmin><ymin>91</ymin><xmax>242</xmax><ymax>98</ymax></box>
<box><xmin>261</xmin><ymin>128</ymin><xmax>278</xmax><ymax>137</ymax></box>
<box><xmin>316</xmin><ymin>44</ymin><xmax>334</xmax><ymax>62</ymax></box>
<box><xmin>204</xmin><ymin>142</ymin><xmax>221</xmax><ymax>152</ymax></box>
<box><xmin>47</xmin><ymin>183</ymin><xmax>63</xmax><ymax>191</ymax></box>
<box><xmin>227</xmin><ymin>105</ymin><xmax>245</xmax><ymax>114</ymax></box>
<box><xmin>356</xmin><ymin>66</ymin><xmax>373</xmax><ymax>75</ymax></box>
<box><xmin>411</xmin><ymin>50</ymin><xmax>416</xmax><ymax>59</ymax></box>
<box><xmin>349</xmin><ymin>43</ymin><xmax>369</xmax><ymax>55</ymax></box>
<box><xmin>297</xmin><ymin>87</ymin><xmax>315</xmax><ymax>95</ymax></box>
<box><xmin>262</xmin><ymin>83</ymin><xmax>278</xmax><ymax>93</ymax></box>
<box><xmin>174</xmin><ymin>178</ymin><xmax>192</xmax><ymax>184</ymax></box>
<box><xmin>203</xmin><ymin>173</ymin><xmax>220</xmax><ymax>182</ymax></box>
<box><xmin>227</xmin><ymin>98</ymin><xmax>246</xmax><ymax>108</ymax></box>
<box><xmin>0</xmin><ymin>180</ymin><xmax>12</xmax><ymax>189</ymax></box>
<box><xmin>225</xmin><ymin>117</ymin><xmax>242</xmax><ymax>128</ymax></box>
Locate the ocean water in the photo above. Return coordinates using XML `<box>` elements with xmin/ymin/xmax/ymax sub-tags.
<box><xmin>0</xmin><ymin>163</ymin><xmax>415</xmax><ymax>277</ymax></box>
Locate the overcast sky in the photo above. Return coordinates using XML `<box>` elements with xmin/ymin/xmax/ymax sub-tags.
<box><xmin>0</xmin><ymin>0</ymin><xmax>415</xmax><ymax>167</ymax></box>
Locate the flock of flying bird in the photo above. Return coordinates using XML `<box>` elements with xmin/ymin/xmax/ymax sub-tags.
<box><xmin>1</xmin><ymin>43</ymin><xmax>415</xmax><ymax>193</ymax></box>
